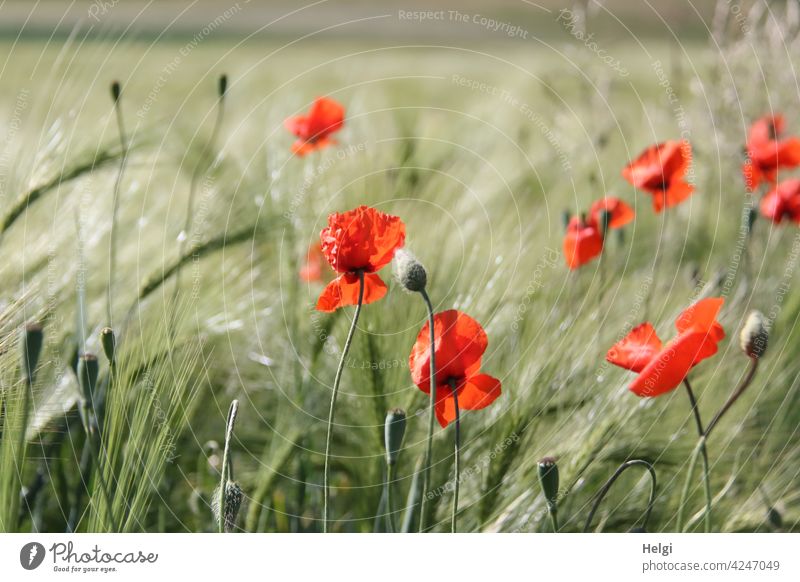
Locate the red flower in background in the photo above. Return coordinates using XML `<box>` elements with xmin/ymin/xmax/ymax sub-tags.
<box><xmin>409</xmin><ymin>310</ymin><xmax>502</xmax><ymax>428</ymax></box>
<box><xmin>589</xmin><ymin>196</ymin><xmax>635</xmax><ymax>229</ymax></box>
<box><xmin>316</xmin><ymin>205</ymin><xmax>405</xmax><ymax>312</ymax></box>
<box><xmin>743</xmin><ymin>115</ymin><xmax>800</xmax><ymax>191</ymax></box>
<box><xmin>563</xmin><ymin>216</ymin><xmax>603</xmax><ymax>270</ymax></box>
<box><xmin>284</xmin><ymin>97</ymin><xmax>345</xmax><ymax>156</ymax></box>
<box><xmin>300</xmin><ymin>243</ymin><xmax>326</xmax><ymax>282</ymax></box>
<box><xmin>606</xmin><ymin>297</ymin><xmax>725</xmax><ymax>397</ymax></box>
<box><xmin>622</xmin><ymin>140</ymin><xmax>694</xmax><ymax>213</ymax></box>
<box><xmin>760</xmin><ymin>178</ymin><xmax>800</xmax><ymax>224</ymax></box>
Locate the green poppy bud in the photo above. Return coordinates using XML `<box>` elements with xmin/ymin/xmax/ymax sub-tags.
<box><xmin>21</xmin><ymin>323</ymin><xmax>44</xmax><ymax>384</ymax></box>
<box><xmin>110</xmin><ymin>81</ymin><xmax>121</xmax><ymax>103</ymax></box>
<box><xmin>218</xmin><ymin>74</ymin><xmax>228</xmax><ymax>97</ymax></box>
<box><xmin>100</xmin><ymin>327</ymin><xmax>116</xmax><ymax>364</ymax></box>
<box><xmin>537</xmin><ymin>457</ymin><xmax>560</xmax><ymax>511</ymax></box>
<box><xmin>384</xmin><ymin>408</ymin><xmax>407</xmax><ymax>466</ymax></box>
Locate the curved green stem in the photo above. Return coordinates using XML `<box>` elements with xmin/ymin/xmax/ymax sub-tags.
<box><xmin>549</xmin><ymin>508</ymin><xmax>559</xmax><ymax>533</ymax></box>
<box><xmin>583</xmin><ymin>459</ymin><xmax>657</xmax><ymax>533</ymax></box>
<box><xmin>418</xmin><ymin>289</ymin><xmax>437</xmax><ymax>532</ymax></box>
<box><xmin>107</xmin><ymin>84</ymin><xmax>128</xmax><ymax>327</ymax></box>
<box><xmin>683</xmin><ymin>379</ymin><xmax>712</xmax><ymax>532</ymax></box>
<box><xmin>451</xmin><ymin>380</ymin><xmax>460</xmax><ymax>533</ymax></box>
<box><xmin>676</xmin><ymin>441</ymin><xmax>700</xmax><ymax>531</ymax></box>
<box><xmin>385</xmin><ymin>464</ymin><xmax>396</xmax><ymax>533</ymax></box>
<box><xmin>705</xmin><ymin>358</ymin><xmax>758</xmax><ymax>439</ymax></box>
<box><xmin>218</xmin><ymin>400</ymin><xmax>239</xmax><ymax>533</ymax></box>
<box><xmin>323</xmin><ymin>271</ymin><xmax>364</xmax><ymax>533</ymax></box>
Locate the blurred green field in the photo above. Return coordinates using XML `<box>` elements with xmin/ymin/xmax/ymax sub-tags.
<box><xmin>0</xmin><ymin>9</ymin><xmax>799</xmax><ymax>533</ymax></box>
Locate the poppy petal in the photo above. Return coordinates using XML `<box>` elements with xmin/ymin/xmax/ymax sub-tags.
<box><xmin>589</xmin><ymin>197</ymin><xmax>635</xmax><ymax>229</ymax></box>
<box><xmin>675</xmin><ymin>297</ymin><xmax>724</xmax><ymax>337</ymax></box>
<box><xmin>306</xmin><ymin>97</ymin><xmax>345</xmax><ymax>141</ymax></box>
<box><xmin>457</xmin><ymin>374</ymin><xmax>502</xmax><ymax>411</ymax></box>
<box><xmin>606</xmin><ymin>322</ymin><xmax>663</xmax><ymax>373</ymax></box>
<box><xmin>629</xmin><ymin>331</ymin><xmax>717</xmax><ymax>397</ymax></box>
<box><xmin>284</xmin><ymin>115</ymin><xmax>307</xmax><ymax>137</ymax></box>
<box><xmin>315</xmin><ymin>273</ymin><xmax>388</xmax><ymax>312</ymax></box>
<box><xmin>663</xmin><ymin>180</ymin><xmax>695</xmax><ymax>209</ymax></box>
<box><xmin>563</xmin><ymin>217</ymin><xmax>604</xmax><ymax>269</ymax></box>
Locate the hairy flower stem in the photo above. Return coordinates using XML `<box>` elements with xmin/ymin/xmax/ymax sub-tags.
<box><xmin>451</xmin><ymin>379</ymin><xmax>460</xmax><ymax>533</ymax></box>
<box><xmin>107</xmin><ymin>82</ymin><xmax>128</xmax><ymax>327</ymax></box>
<box><xmin>218</xmin><ymin>400</ymin><xmax>239</xmax><ymax>533</ymax></box>
<box><xmin>704</xmin><ymin>358</ymin><xmax>758</xmax><ymax>438</ymax></box>
<box><xmin>583</xmin><ymin>459</ymin><xmax>657</xmax><ymax>532</ymax></box>
<box><xmin>418</xmin><ymin>289</ymin><xmax>437</xmax><ymax>532</ymax></box>
<box><xmin>385</xmin><ymin>464</ymin><xmax>396</xmax><ymax>533</ymax></box>
<box><xmin>323</xmin><ymin>271</ymin><xmax>364</xmax><ymax>533</ymax></box>
<box><xmin>683</xmin><ymin>379</ymin><xmax>712</xmax><ymax>532</ymax></box>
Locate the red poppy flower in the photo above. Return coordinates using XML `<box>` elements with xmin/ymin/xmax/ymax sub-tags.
<box><xmin>760</xmin><ymin>178</ymin><xmax>800</xmax><ymax>224</ymax></box>
<box><xmin>742</xmin><ymin>115</ymin><xmax>800</xmax><ymax>191</ymax></box>
<box><xmin>622</xmin><ymin>140</ymin><xmax>694</xmax><ymax>213</ymax></box>
<box><xmin>409</xmin><ymin>310</ymin><xmax>501</xmax><ymax>427</ymax></box>
<box><xmin>284</xmin><ymin>97</ymin><xmax>345</xmax><ymax>156</ymax></box>
<box><xmin>300</xmin><ymin>243</ymin><xmax>326</xmax><ymax>282</ymax></box>
<box><xmin>589</xmin><ymin>197</ymin><xmax>635</xmax><ymax>229</ymax></box>
<box><xmin>606</xmin><ymin>297</ymin><xmax>725</xmax><ymax>397</ymax></box>
<box><xmin>316</xmin><ymin>205</ymin><xmax>405</xmax><ymax>312</ymax></box>
<box><xmin>563</xmin><ymin>216</ymin><xmax>603</xmax><ymax>270</ymax></box>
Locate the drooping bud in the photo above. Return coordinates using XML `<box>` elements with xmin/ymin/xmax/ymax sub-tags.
<box><xmin>384</xmin><ymin>408</ymin><xmax>407</xmax><ymax>466</ymax></box>
<box><xmin>393</xmin><ymin>249</ymin><xmax>427</xmax><ymax>293</ymax></box>
<box><xmin>740</xmin><ymin>310</ymin><xmax>768</xmax><ymax>359</ymax></box>
<box><xmin>537</xmin><ymin>457</ymin><xmax>560</xmax><ymax>512</ymax></box>
<box><xmin>110</xmin><ymin>81</ymin><xmax>121</xmax><ymax>103</ymax></box>
<box><xmin>21</xmin><ymin>323</ymin><xmax>44</xmax><ymax>385</ymax></box>
<box><xmin>213</xmin><ymin>480</ymin><xmax>243</xmax><ymax>533</ymax></box>
<box><xmin>100</xmin><ymin>327</ymin><xmax>116</xmax><ymax>364</ymax></box>
<box><xmin>218</xmin><ymin>74</ymin><xmax>228</xmax><ymax>98</ymax></box>
<box><xmin>78</xmin><ymin>354</ymin><xmax>100</xmax><ymax>404</ymax></box>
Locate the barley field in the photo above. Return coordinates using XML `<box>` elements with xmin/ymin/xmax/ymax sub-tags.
<box><xmin>0</xmin><ymin>0</ymin><xmax>799</xmax><ymax>534</ymax></box>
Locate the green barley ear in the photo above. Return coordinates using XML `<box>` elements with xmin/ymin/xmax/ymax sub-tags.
<box><xmin>21</xmin><ymin>323</ymin><xmax>44</xmax><ymax>384</ymax></box>
<box><xmin>538</xmin><ymin>457</ymin><xmax>560</xmax><ymax>531</ymax></box>
<box><xmin>393</xmin><ymin>249</ymin><xmax>427</xmax><ymax>293</ymax></box>
<box><xmin>740</xmin><ymin>310</ymin><xmax>768</xmax><ymax>359</ymax></box>
<box><xmin>384</xmin><ymin>408</ymin><xmax>407</xmax><ymax>466</ymax></box>
<box><xmin>100</xmin><ymin>327</ymin><xmax>116</xmax><ymax>364</ymax></box>
<box><xmin>78</xmin><ymin>354</ymin><xmax>99</xmax><ymax>403</ymax></box>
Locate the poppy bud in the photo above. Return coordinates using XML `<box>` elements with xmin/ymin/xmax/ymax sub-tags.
<box><xmin>537</xmin><ymin>457</ymin><xmax>559</xmax><ymax>511</ymax></box>
<box><xmin>393</xmin><ymin>249</ymin><xmax>427</xmax><ymax>293</ymax></box>
<box><xmin>740</xmin><ymin>310</ymin><xmax>768</xmax><ymax>359</ymax></box>
<box><xmin>767</xmin><ymin>507</ymin><xmax>783</xmax><ymax>530</ymax></box>
<box><xmin>384</xmin><ymin>408</ymin><xmax>407</xmax><ymax>466</ymax></box>
<box><xmin>110</xmin><ymin>81</ymin><xmax>121</xmax><ymax>103</ymax></box>
<box><xmin>747</xmin><ymin>206</ymin><xmax>758</xmax><ymax>235</ymax></box>
<box><xmin>213</xmin><ymin>480</ymin><xmax>243</xmax><ymax>532</ymax></box>
<box><xmin>21</xmin><ymin>323</ymin><xmax>44</xmax><ymax>384</ymax></box>
<box><xmin>100</xmin><ymin>327</ymin><xmax>116</xmax><ymax>364</ymax></box>
<box><xmin>78</xmin><ymin>354</ymin><xmax>99</xmax><ymax>404</ymax></box>
<box><xmin>562</xmin><ymin>209</ymin><xmax>572</xmax><ymax>230</ymax></box>
<box><xmin>218</xmin><ymin>74</ymin><xmax>228</xmax><ymax>98</ymax></box>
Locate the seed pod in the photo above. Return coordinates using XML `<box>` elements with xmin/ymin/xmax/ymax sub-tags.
<box><xmin>384</xmin><ymin>408</ymin><xmax>407</xmax><ymax>466</ymax></box>
<box><xmin>100</xmin><ymin>327</ymin><xmax>116</xmax><ymax>364</ymax></box>
<box><xmin>537</xmin><ymin>457</ymin><xmax>559</xmax><ymax>512</ymax></box>
<box><xmin>21</xmin><ymin>323</ymin><xmax>44</xmax><ymax>384</ymax></box>
<box><xmin>78</xmin><ymin>354</ymin><xmax>100</xmax><ymax>404</ymax></box>
<box><xmin>740</xmin><ymin>310</ymin><xmax>769</xmax><ymax>359</ymax></box>
<box><xmin>393</xmin><ymin>249</ymin><xmax>427</xmax><ymax>293</ymax></box>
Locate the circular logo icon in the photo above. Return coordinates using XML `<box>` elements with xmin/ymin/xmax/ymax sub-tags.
<box><xmin>20</xmin><ymin>542</ymin><xmax>45</xmax><ymax>570</ymax></box>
